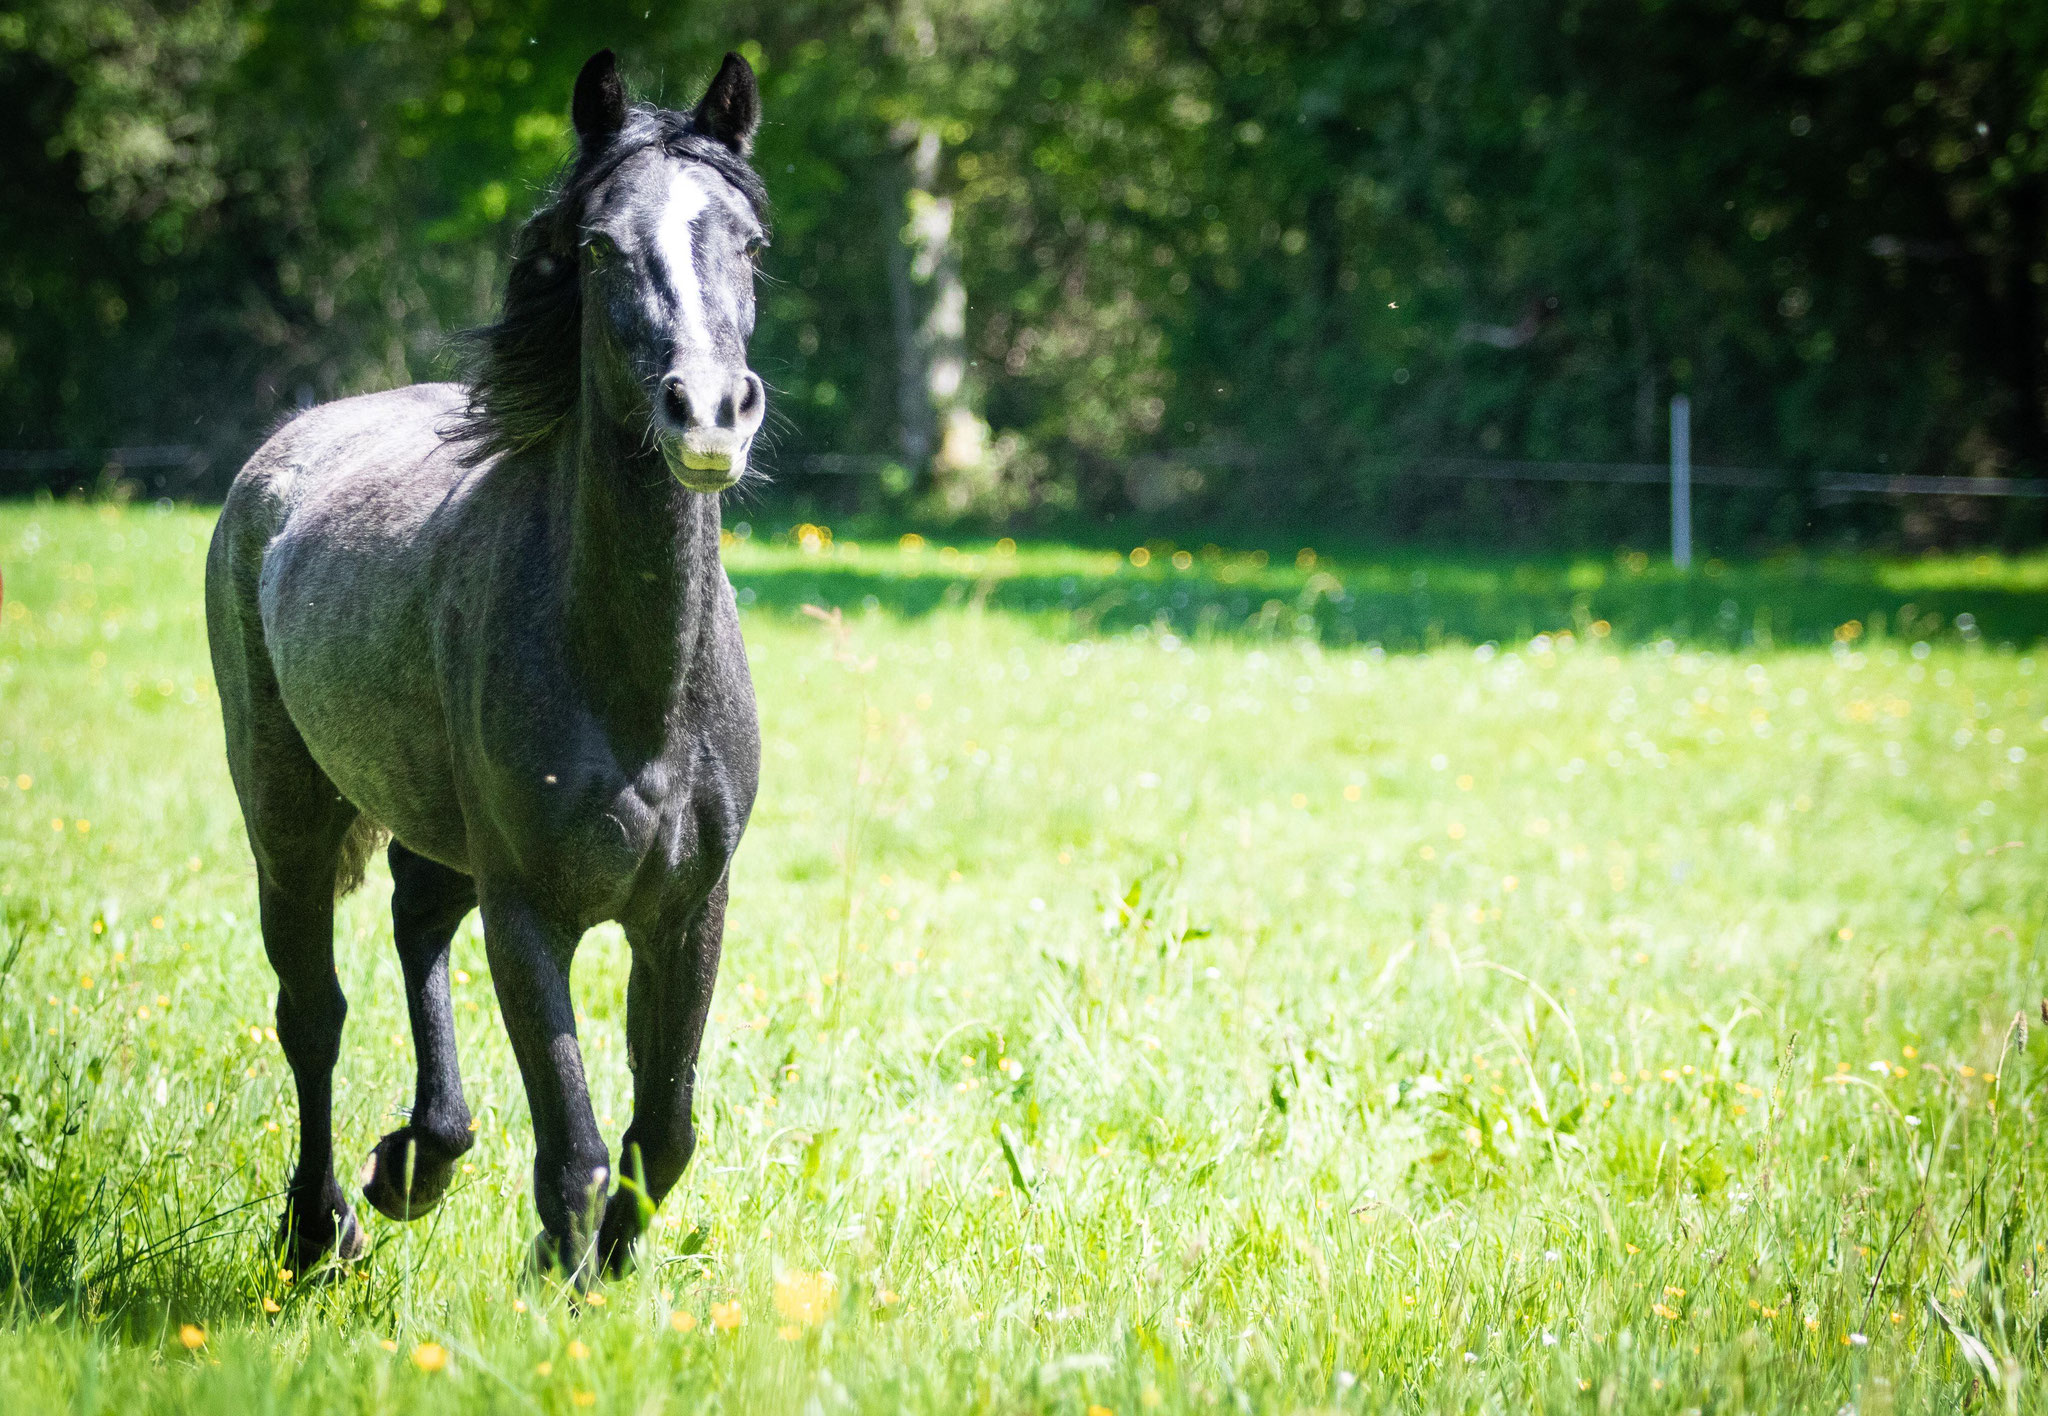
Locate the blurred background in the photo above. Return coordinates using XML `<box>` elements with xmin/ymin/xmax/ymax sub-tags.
<box><xmin>4</xmin><ymin>0</ymin><xmax>2046</xmax><ymax>549</ymax></box>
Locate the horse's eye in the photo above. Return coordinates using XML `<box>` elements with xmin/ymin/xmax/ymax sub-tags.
<box><xmin>585</xmin><ymin>234</ymin><xmax>615</xmax><ymax>268</ymax></box>
<box><xmin>745</xmin><ymin>236</ymin><xmax>767</xmax><ymax>259</ymax></box>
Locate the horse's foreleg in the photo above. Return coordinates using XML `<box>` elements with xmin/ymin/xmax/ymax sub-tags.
<box><xmin>598</xmin><ymin>877</ymin><xmax>727</xmax><ymax>1274</ymax></box>
<box><xmin>478</xmin><ymin>893</ymin><xmax>608</xmax><ymax>1277</ymax></box>
<box><xmin>361</xmin><ymin>842</ymin><xmax>478</xmax><ymax>1221</ymax></box>
<box><xmin>259</xmin><ymin>870</ymin><xmax>365</xmax><ymax>1271</ymax></box>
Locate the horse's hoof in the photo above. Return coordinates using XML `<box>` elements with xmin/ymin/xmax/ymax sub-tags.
<box><xmin>596</xmin><ymin>1191</ymin><xmax>648</xmax><ymax>1277</ymax></box>
<box><xmin>359</xmin><ymin>1128</ymin><xmax>456</xmax><ymax>1222</ymax></box>
<box><xmin>335</xmin><ymin>1207</ymin><xmax>369</xmax><ymax>1263</ymax></box>
<box><xmin>525</xmin><ymin>1230</ymin><xmax>597</xmax><ymax>1289</ymax></box>
<box><xmin>277</xmin><ymin>1182</ymin><xmax>366</xmax><ymax>1274</ymax></box>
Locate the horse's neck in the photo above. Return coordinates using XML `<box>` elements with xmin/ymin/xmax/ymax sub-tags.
<box><xmin>559</xmin><ymin>420</ymin><xmax>722</xmax><ymax>747</ymax></box>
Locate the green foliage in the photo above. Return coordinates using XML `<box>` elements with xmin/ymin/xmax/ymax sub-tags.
<box><xmin>2</xmin><ymin>503</ymin><xmax>2047</xmax><ymax>1409</ymax></box>
<box><xmin>3</xmin><ymin>2</ymin><xmax>2047</xmax><ymax>524</ymax></box>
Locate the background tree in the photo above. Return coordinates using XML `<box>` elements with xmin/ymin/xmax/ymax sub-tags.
<box><xmin>3</xmin><ymin>0</ymin><xmax>2043</xmax><ymax>540</ymax></box>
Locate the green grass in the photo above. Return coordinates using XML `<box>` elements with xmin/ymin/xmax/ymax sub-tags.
<box><xmin>2</xmin><ymin>499</ymin><xmax>2046</xmax><ymax>1413</ymax></box>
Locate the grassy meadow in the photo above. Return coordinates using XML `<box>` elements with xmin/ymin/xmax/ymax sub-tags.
<box><xmin>1</xmin><ymin>499</ymin><xmax>2046</xmax><ymax>1413</ymax></box>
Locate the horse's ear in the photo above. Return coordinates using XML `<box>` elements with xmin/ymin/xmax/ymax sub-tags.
<box><xmin>693</xmin><ymin>52</ymin><xmax>759</xmax><ymax>154</ymax></box>
<box><xmin>572</xmin><ymin>49</ymin><xmax>627</xmax><ymax>145</ymax></box>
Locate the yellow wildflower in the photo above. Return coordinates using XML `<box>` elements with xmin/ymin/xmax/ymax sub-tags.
<box><xmin>773</xmin><ymin>1269</ymin><xmax>840</xmax><ymax>1328</ymax></box>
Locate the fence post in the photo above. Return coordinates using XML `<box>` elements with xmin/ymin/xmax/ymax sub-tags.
<box><xmin>1669</xmin><ymin>393</ymin><xmax>1692</xmax><ymax>570</ymax></box>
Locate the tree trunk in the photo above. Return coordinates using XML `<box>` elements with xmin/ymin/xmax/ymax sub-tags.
<box><xmin>882</xmin><ymin>149</ymin><xmax>934</xmax><ymax>471</ymax></box>
<box><xmin>885</xmin><ymin>117</ymin><xmax>984</xmax><ymax>498</ymax></box>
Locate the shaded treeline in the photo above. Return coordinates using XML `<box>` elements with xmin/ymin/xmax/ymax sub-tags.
<box><xmin>3</xmin><ymin>0</ymin><xmax>2045</xmax><ymax>540</ymax></box>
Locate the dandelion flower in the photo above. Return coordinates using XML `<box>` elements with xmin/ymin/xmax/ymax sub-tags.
<box><xmin>670</xmin><ymin>1311</ymin><xmax>698</xmax><ymax>1333</ymax></box>
<box><xmin>178</xmin><ymin>1324</ymin><xmax>206</xmax><ymax>1350</ymax></box>
<box><xmin>412</xmin><ymin>1343</ymin><xmax>448</xmax><ymax>1373</ymax></box>
<box><xmin>711</xmin><ymin>1300</ymin><xmax>745</xmax><ymax>1332</ymax></box>
<box><xmin>773</xmin><ymin>1269</ymin><xmax>840</xmax><ymax>1327</ymax></box>
<box><xmin>567</xmin><ymin>1340</ymin><xmax>590</xmax><ymax>1361</ymax></box>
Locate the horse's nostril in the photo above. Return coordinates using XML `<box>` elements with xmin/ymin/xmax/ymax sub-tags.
<box><xmin>667</xmin><ymin>377</ymin><xmax>708</xmax><ymax>426</ymax></box>
<box><xmin>737</xmin><ymin>377</ymin><xmax>761</xmax><ymax>417</ymax></box>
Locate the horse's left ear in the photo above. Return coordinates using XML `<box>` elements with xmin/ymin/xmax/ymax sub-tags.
<box><xmin>693</xmin><ymin>52</ymin><xmax>759</xmax><ymax>154</ymax></box>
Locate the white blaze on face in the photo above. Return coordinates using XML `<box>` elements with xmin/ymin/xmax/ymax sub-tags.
<box><xmin>656</xmin><ymin>165</ymin><xmax>716</xmax><ymax>353</ymax></box>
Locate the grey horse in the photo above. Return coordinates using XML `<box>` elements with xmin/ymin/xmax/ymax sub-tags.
<box><xmin>205</xmin><ymin>49</ymin><xmax>767</xmax><ymax>1276</ymax></box>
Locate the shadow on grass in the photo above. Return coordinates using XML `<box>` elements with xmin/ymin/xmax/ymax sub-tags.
<box><xmin>728</xmin><ymin>550</ymin><xmax>2048</xmax><ymax>651</ymax></box>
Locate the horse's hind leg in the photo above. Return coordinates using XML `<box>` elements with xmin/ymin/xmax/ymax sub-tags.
<box><xmin>209</xmin><ymin>486</ymin><xmax>369</xmax><ymax>1268</ymax></box>
<box><xmin>256</xmin><ymin>830</ymin><xmax>366</xmax><ymax>1271</ymax></box>
<box><xmin>361</xmin><ymin>842</ymin><xmax>477</xmax><ymax>1220</ymax></box>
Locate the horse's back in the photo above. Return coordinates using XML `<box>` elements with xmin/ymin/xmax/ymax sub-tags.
<box><xmin>207</xmin><ymin>383</ymin><xmax>483</xmax><ymax>872</ymax></box>
<box><xmin>218</xmin><ymin>384</ymin><xmax>468</xmax><ymax>536</ymax></box>
<box><xmin>211</xmin><ymin>382</ymin><xmax>473</xmax><ymax>660</ymax></box>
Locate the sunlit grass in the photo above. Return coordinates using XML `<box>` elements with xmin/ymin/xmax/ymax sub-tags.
<box><xmin>1</xmin><ymin>500</ymin><xmax>2044</xmax><ymax>1413</ymax></box>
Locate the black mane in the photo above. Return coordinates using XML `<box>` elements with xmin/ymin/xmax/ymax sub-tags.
<box><xmin>451</xmin><ymin>105</ymin><xmax>769</xmax><ymax>467</ymax></box>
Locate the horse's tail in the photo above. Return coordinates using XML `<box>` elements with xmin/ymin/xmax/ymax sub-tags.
<box><xmin>336</xmin><ymin>814</ymin><xmax>392</xmax><ymax>900</ymax></box>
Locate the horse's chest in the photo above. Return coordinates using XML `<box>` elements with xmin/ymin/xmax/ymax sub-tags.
<box><xmin>517</xmin><ymin>743</ymin><xmax>743</xmax><ymax>924</ymax></box>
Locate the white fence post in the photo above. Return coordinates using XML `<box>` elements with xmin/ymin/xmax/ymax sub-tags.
<box><xmin>1669</xmin><ymin>393</ymin><xmax>1692</xmax><ymax>570</ymax></box>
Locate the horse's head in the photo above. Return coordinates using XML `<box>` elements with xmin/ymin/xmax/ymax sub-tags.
<box><xmin>570</xmin><ymin>49</ymin><xmax>768</xmax><ymax>493</ymax></box>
